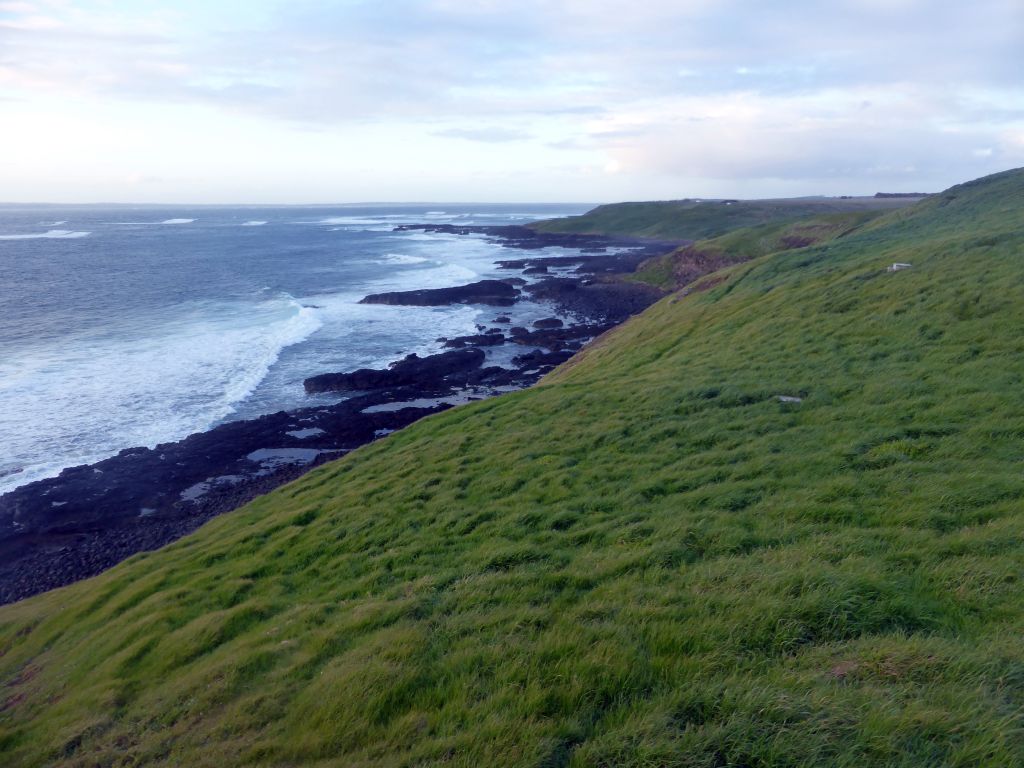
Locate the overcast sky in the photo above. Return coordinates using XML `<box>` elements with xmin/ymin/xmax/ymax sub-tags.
<box><xmin>1</xmin><ymin>0</ymin><xmax>1022</xmax><ymax>203</ymax></box>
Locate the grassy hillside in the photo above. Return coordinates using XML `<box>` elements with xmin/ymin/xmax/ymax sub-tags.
<box><xmin>629</xmin><ymin>211</ymin><xmax>885</xmax><ymax>290</ymax></box>
<box><xmin>531</xmin><ymin>196</ymin><xmax>922</xmax><ymax>241</ymax></box>
<box><xmin>2</xmin><ymin>169</ymin><xmax>1024</xmax><ymax>767</ymax></box>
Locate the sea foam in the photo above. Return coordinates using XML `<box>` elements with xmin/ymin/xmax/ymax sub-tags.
<box><xmin>381</xmin><ymin>253</ymin><xmax>430</xmax><ymax>265</ymax></box>
<box><xmin>0</xmin><ymin>297</ymin><xmax>322</xmax><ymax>494</ymax></box>
<box><xmin>162</xmin><ymin>218</ymin><xmax>195</xmax><ymax>224</ymax></box>
<box><xmin>0</xmin><ymin>229</ymin><xmax>91</xmax><ymax>240</ymax></box>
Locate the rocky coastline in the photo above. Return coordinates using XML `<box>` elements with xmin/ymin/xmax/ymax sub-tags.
<box><xmin>0</xmin><ymin>224</ymin><xmax>681</xmax><ymax>604</ymax></box>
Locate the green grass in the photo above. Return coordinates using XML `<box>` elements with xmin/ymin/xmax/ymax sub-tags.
<box><xmin>629</xmin><ymin>211</ymin><xmax>886</xmax><ymax>290</ymax></box>
<box><xmin>531</xmin><ymin>196</ymin><xmax>920</xmax><ymax>241</ymax></box>
<box><xmin>2</xmin><ymin>169</ymin><xmax>1024</xmax><ymax>767</ymax></box>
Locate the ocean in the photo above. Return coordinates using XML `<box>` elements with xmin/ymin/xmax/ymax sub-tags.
<box><xmin>0</xmin><ymin>203</ymin><xmax>590</xmax><ymax>494</ymax></box>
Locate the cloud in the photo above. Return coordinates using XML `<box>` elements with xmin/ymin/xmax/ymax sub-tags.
<box><xmin>433</xmin><ymin>127</ymin><xmax>533</xmax><ymax>143</ymax></box>
<box><xmin>1</xmin><ymin>0</ymin><xmax>1017</xmax><ymax>122</ymax></box>
<box><xmin>590</xmin><ymin>86</ymin><xmax>1024</xmax><ymax>188</ymax></box>
<box><xmin>0</xmin><ymin>0</ymin><xmax>1021</xmax><ymax>197</ymax></box>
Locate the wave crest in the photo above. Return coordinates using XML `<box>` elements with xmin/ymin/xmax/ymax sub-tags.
<box><xmin>0</xmin><ymin>229</ymin><xmax>91</xmax><ymax>240</ymax></box>
<box><xmin>381</xmin><ymin>253</ymin><xmax>429</xmax><ymax>265</ymax></box>
<box><xmin>0</xmin><ymin>296</ymin><xmax>323</xmax><ymax>494</ymax></box>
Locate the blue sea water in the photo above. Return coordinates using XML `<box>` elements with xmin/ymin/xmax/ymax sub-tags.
<box><xmin>0</xmin><ymin>203</ymin><xmax>590</xmax><ymax>493</ymax></box>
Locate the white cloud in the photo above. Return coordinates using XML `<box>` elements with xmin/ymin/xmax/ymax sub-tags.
<box><xmin>588</xmin><ymin>85</ymin><xmax>1022</xmax><ymax>188</ymax></box>
<box><xmin>0</xmin><ymin>0</ymin><xmax>1020</xmax><ymax>200</ymax></box>
<box><xmin>433</xmin><ymin>127</ymin><xmax>533</xmax><ymax>143</ymax></box>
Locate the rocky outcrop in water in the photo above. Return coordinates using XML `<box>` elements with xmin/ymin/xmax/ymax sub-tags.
<box><xmin>532</xmin><ymin>317</ymin><xmax>564</xmax><ymax>329</ymax></box>
<box><xmin>359</xmin><ymin>280</ymin><xmax>520</xmax><ymax>307</ymax></box>
<box><xmin>304</xmin><ymin>348</ymin><xmax>486</xmax><ymax>394</ymax></box>
<box><xmin>524</xmin><ymin>278</ymin><xmax>666</xmax><ymax>324</ymax></box>
<box><xmin>442</xmin><ymin>333</ymin><xmax>505</xmax><ymax>349</ymax></box>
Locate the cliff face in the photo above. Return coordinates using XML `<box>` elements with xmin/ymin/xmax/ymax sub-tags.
<box><xmin>628</xmin><ymin>210</ymin><xmax>886</xmax><ymax>291</ymax></box>
<box><xmin>2</xmin><ymin>169</ymin><xmax>1024</xmax><ymax>767</ymax></box>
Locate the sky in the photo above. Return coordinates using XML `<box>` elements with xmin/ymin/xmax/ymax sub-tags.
<box><xmin>0</xmin><ymin>0</ymin><xmax>1022</xmax><ymax>203</ymax></box>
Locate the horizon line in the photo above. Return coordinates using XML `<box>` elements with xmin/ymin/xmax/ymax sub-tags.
<box><xmin>0</xmin><ymin>193</ymin><xmax>925</xmax><ymax>208</ymax></box>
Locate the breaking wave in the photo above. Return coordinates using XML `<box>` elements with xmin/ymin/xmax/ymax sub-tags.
<box><xmin>0</xmin><ymin>230</ymin><xmax>91</xmax><ymax>240</ymax></box>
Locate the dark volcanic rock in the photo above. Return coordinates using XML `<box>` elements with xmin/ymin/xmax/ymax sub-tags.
<box><xmin>493</xmin><ymin>315</ymin><xmax>512</xmax><ymax>323</ymax></box>
<box><xmin>523</xmin><ymin>266</ymin><xmax>548</xmax><ymax>275</ymax></box>
<box><xmin>395</xmin><ymin>223</ymin><xmax>685</xmax><ymax>258</ymax></box>
<box><xmin>360</xmin><ymin>280</ymin><xmax>520</xmax><ymax>307</ymax></box>
<box><xmin>512</xmin><ymin>349</ymin><xmax>575</xmax><ymax>368</ymax></box>
<box><xmin>509</xmin><ymin>323</ymin><xmax>612</xmax><ymax>348</ymax></box>
<box><xmin>464</xmin><ymin>366</ymin><xmax>507</xmax><ymax>384</ymax></box>
<box><xmin>525</xmin><ymin>278</ymin><xmax>665</xmax><ymax>324</ymax></box>
<box><xmin>304</xmin><ymin>348</ymin><xmax>485</xmax><ymax>393</ymax></box>
<box><xmin>468</xmin><ymin>366</ymin><xmax>535</xmax><ymax>386</ymax></box>
<box><xmin>443</xmin><ymin>334</ymin><xmax>505</xmax><ymax>349</ymax></box>
<box><xmin>532</xmin><ymin>317</ymin><xmax>564</xmax><ymax>329</ymax></box>
<box><xmin>524</xmin><ymin>277</ymin><xmax>578</xmax><ymax>300</ymax></box>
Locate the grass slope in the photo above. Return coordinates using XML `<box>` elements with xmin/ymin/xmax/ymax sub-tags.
<box><xmin>629</xmin><ymin>211</ymin><xmax>886</xmax><ymax>291</ymax></box>
<box><xmin>3</xmin><ymin>169</ymin><xmax>1024</xmax><ymax>767</ymax></box>
<box><xmin>531</xmin><ymin>196</ymin><xmax>921</xmax><ymax>241</ymax></box>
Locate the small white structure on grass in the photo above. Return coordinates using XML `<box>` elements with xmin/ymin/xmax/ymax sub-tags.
<box><xmin>887</xmin><ymin>262</ymin><xmax>913</xmax><ymax>272</ymax></box>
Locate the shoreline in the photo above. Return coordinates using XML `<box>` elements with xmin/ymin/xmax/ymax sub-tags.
<box><xmin>0</xmin><ymin>225</ymin><xmax>680</xmax><ymax>604</ymax></box>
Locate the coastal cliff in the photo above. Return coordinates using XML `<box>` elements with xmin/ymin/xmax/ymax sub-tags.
<box><xmin>2</xmin><ymin>169</ymin><xmax>1024</xmax><ymax>766</ymax></box>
